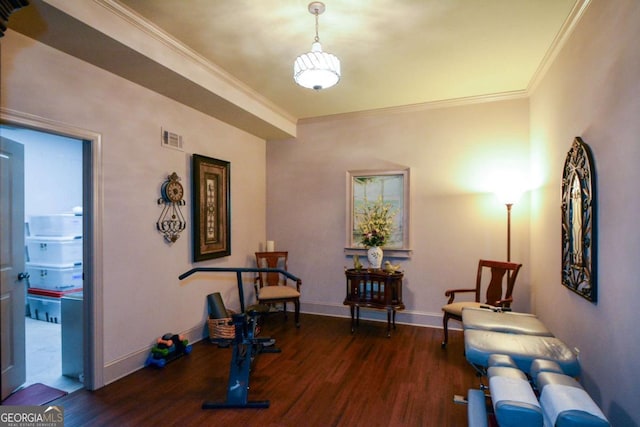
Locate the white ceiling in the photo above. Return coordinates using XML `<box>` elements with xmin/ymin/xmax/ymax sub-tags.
<box><xmin>116</xmin><ymin>0</ymin><xmax>580</xmax><ymax>119</ymax></box>
<box><xmin>7</xmin><ymin>0</ymin><xmax>586</xmax><ymax>138</ymax></box>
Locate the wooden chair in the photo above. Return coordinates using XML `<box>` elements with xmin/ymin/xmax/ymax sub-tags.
<box><xmin>254</xmin><ymin>251</ymin><xmax>301</xmax><ymax>327</ymax></box>
<box><xmin>441</xmin><ymin>259</ymin><xmax>522</xmax><ymax>348</ymax></box>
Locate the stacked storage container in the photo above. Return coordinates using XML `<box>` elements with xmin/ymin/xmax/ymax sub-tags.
<box><xmin>26</xmin><ymin>214</ymin><xmax>83</xmax><ymax>323</ymax></box>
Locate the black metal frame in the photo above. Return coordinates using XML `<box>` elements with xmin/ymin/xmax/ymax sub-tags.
<box><xmin>179</xmin><ymin>267</ymin><xmax>302</xmax><ymax>409</ymax></box>
<box><xmin>561</xmin><ymin>137</ymin><xmax>597</xmax><ymax>302</ymax></box>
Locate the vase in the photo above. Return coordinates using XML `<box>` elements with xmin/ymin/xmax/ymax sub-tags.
<box><xmin>367</xmin><ymin>246</ymin><xmax>383</xmax><ymax>269</ymax></box>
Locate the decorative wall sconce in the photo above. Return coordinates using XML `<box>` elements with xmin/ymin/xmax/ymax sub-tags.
<box><xmin>157</xmin><ymin>172</ymin><xmax>186</xmax><ymax>243</ymax></box>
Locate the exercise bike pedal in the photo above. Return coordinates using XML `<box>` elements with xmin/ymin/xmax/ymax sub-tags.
<box><xmin>260</xmin><ymin>346</ymin><xmax>281</xmax><ymax>354</ymax></box>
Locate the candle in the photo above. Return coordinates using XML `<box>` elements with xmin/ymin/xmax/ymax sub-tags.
<box><xmin>266</xmin><ymin>240</ymin><xmax>275</xmax><ymax>252</ymax></box>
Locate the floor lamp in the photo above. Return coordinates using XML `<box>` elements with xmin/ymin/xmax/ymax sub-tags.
<box><xmin>496</xmin><ymin>189</ymin><xmax>521</xmax><ymax>263</ymax></box>
<box><xmin>505</xmin><ymin>202</ymin><xmax>513</xmax><ymax>262</ymax></box>
<box><xmin>497</xmin><ymin>186</ymin><xmax>522</xmax><ymax>301</ymax></box>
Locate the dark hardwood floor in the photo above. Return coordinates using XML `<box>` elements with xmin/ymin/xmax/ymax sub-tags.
<box><xmin>53</xmin><ymin>313</ymin><xmax>478</xmax><ymax>426</ymax></box>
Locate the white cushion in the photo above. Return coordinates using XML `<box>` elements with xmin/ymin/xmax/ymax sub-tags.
<box><xmin>490</xmin><ymin>376</ymin><xmax>542</xmax><ymax>427</ymax></box>
<box><xmin>258</xmin><ymin>286</ymin><xmax>300</xmax><ymax>300</ymax></box>
<box><xmin>540</xmin><ymin>384</ymin><xmax>608</xmax><ymax>427</ymax></box>
<box><xmin>490</xmin><ymin>376</ymin><xmax>541</xmax><ymax>409</ymax></box>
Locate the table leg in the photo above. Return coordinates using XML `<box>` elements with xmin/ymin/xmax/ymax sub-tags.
<box><xmin>350</xmin><ymin>305</ymin><xmax>355</xmax><ymax>333</ymax></box>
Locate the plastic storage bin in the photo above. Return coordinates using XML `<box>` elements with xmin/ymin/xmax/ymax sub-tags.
<box><xmin>28</xmin><ymin>293</ymin><xmax>61</xmax><ymax>323</ymax></box>
<box><xmin>26</xmin><ymin>262</ymin><xmax>83</xmax><ymax>290</ymax></box>
<box><xmin>28</xmin><ymin>214</ymin><xmax>82</xmax><ymax>237</ymax></box>
<box><xmin>27</xmin><ymin>288</ymin><xmax>82</xmax><ymax>323</ymax></box>
<box><xmin>26</xmin><ymin>236</ymin><xmax>83</xmax><ymax>265</ymax></box>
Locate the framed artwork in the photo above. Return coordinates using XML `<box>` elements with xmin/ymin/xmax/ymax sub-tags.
<box><xmin>561</xmin><ymin>137</ymin><xmax>596</xmax><ymax>302</ymax></box>
<box><xmin>346</xmin><ymin>169</ymin><xmax>410</xmax><ymax>254</ymax></box>
<box><xmin>192</xmin><ymin>154</ymin><xmax>231</xmax><ymax>261</ymax></box>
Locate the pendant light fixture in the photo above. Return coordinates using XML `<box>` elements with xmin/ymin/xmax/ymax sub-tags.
<box><xmin>293</xmin><ymin>2</ymin><xmax>341</xmax><ymax>90</ymax></box>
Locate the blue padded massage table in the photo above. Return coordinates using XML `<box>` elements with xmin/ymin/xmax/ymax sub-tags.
<box><xmin>462</xmin><ymin>308</ymin><xmax>608</xmax><ymax>426</ymax></box>
<box><xmin>462</xmin><ymin>307</ymin><xmax>553</xmax><ymax>336</ymax></box>
<box><xmin>462</xmin><ymin>307</ymin><xmax>581</xmax><ymax>377</ymax></box>
<box><xmin>467</xmin><ymin>357</ymin><xmax>610</xmax><ymax>427</ymax></box>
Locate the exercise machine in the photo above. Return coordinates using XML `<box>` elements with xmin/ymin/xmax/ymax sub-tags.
<box><xmin>179</xmin><ymin>267</ymin><xmax>302</xmax><ymax>409</ymax></box>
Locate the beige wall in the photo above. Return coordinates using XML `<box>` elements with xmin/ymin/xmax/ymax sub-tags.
<box><xmin>530</xmin><ymin>0</ymin><xmax>640</xmax><ymax>424</ymax></box>
<box><xmin>1</xmin><ymin>31</ymin><xmax>267</xmax><ymax>383</ymax></box>
<box><xmin>267</xmin><ymin>98</ymin><xmax>531</xmax><ymax>325</ymax></box>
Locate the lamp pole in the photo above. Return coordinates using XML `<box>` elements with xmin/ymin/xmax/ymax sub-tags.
<box><xmin>506</xmin><ymin>203</ymin><xmax>513</xmax><ymax>262</ymax></box>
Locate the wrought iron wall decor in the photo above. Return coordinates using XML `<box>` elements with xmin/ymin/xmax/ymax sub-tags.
<box><xmin>157</xmin><ymin>172</ymin><xmax>187</xmax><ymax>243</ymax></box>
<box><xmin>561</xmin><ymin>137</ymin><xmax>597</xmax><ymax>302</ymax></box>
<box><xmin>192</xmin><ymin>154</ymin><xmax>231</xmax><ymax>261</ymax></box>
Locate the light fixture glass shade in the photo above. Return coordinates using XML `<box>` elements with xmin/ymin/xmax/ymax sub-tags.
<box><xmin>495</xmin><ymin>185</ymin><xmax>523</xmax><ymax>206</ymax></box>
<box><xmin>294</xmin><ymin>41</ymin><xmax>341</xmax><ymax>90</ymax></box>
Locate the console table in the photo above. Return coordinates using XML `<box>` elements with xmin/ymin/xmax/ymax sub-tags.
<box><xmin>343</xmin><ymin>268</ymin><xmax>405</xmax><ymax>337</ymax></box>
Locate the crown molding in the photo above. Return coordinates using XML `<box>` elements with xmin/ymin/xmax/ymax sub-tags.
<box><xmin>298</xmin><ymin>90</ymin><xmax>529</xmax><ymax>125</ymax></box>
<box><xmin>18</xmin><ymin>0</ymin><xmax>295</xmax><ymax>139</ymax></box>
<box><xmin>527</xmin><ymin>0</ymin><xmax>592</xmax><ymax>94</ymax></box>
<box><xmin>94</xmin><ymin>0</ymin><xmax>296</xmax><ymax>125</ymax></box>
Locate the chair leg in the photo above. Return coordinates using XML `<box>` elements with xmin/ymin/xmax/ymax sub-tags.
<box><xmin>441</xmin><ymin>313</ymin><xmax>449</xmax><ymax>348</ymax></box>
<box><xmin>294</xmin><ymin>299</ymin><xmax>300</xmax><ymax>328</ymax></box>
<box><xmin>283</xmin><ymin>302</ymin><xmax>288</xmax><ymax>320</ymax></box>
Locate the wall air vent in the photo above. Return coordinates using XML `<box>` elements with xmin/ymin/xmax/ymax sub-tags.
<box><xmin>161</xmin><ymin>128</ymin><xmax>184</xmax><ymax>151</ymax></box>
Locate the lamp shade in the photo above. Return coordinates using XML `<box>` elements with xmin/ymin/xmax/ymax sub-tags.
<box><xmin>294</xmin><ymin>42</ymin><xmax>341</xmax><ymax>90</ymax></box>
<box><xmin>496</xmin><ymin>186</ymin><xmax>523</xmax><ymax>206</ymax></box>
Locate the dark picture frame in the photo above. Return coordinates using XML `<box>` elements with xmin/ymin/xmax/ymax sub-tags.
<box><xmin>192</xmin><ymin>154</ymin><xmax>231</xmax><ymax>261</ymax></box>
<box><xmin>561</xmin><ymin>137</ymin><xmax>596</xmax><ymax>302</ymax></box>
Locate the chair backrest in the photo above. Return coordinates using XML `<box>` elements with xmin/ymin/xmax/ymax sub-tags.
<box><xmin>476</xmin><ymin>259</ymin><xmax>522</xmax><ymax>306</ymax></box>
<box><xmin>255</xmin><ymin>251</ymin><xmax>288</xmax><ymax>288</ymax></box>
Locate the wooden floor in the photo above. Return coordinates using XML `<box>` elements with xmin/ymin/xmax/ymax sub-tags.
<box><xmin>52</xmin><ymin>313</ymin><xmax>478</xmax><ymax>426</ymax></box>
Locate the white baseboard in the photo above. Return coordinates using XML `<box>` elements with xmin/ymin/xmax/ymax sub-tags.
<box><xmin>103</xmin><ymin>324</ymin><xmax>206</xmax><ymax>386</ymax></box>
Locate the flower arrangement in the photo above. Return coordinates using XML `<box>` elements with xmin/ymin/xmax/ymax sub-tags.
<box><xmin>356</xmin><ymin>196</ymin><xmax>398</xmax><ymax>248</ymax></box>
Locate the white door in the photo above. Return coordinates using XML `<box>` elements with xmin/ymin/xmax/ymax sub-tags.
<box><xmin>1</xmin><ymin>136</ymin><xmax>27</xmax><ymax>400</ymax></box>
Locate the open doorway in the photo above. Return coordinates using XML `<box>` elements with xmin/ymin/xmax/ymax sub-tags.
<box><xmin>1</xmin><ymin>125</ymin><xmax>85</xmax><ymax>394</ymax></box>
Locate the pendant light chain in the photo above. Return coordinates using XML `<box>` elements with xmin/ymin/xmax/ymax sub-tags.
<box><xmin>314</xmin><ymin>9</ymin><xmax>320</xmax><ymax>43</ymax></box>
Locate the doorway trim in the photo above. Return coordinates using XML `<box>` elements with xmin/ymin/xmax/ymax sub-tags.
<box><xmin>1</xmin><ymin>107</ymin><xmax>104</xmax><ymax>390</ymax></box>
